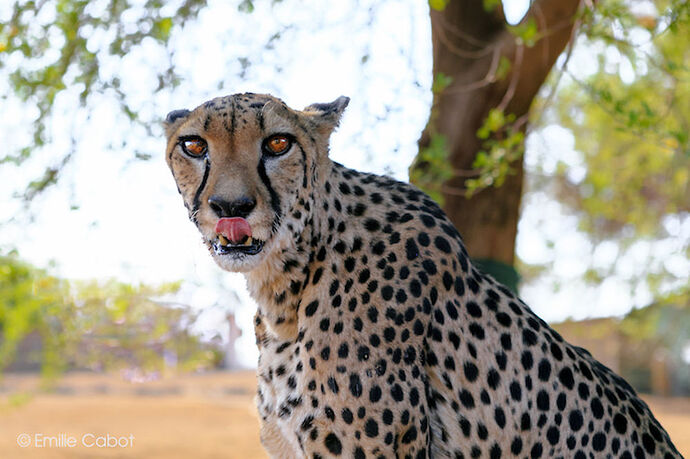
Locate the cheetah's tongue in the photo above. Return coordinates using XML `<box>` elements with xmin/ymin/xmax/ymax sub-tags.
<box><xmin>215</xmin><ymin>217</ymin><xmax>253</xmax><ymax>245</ymax></box>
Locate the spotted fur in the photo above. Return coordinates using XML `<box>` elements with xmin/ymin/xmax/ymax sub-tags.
<box><xmin>164</xmin><ymin>93</ymin><xmax>681</xmax><ymax>458</ymax></box>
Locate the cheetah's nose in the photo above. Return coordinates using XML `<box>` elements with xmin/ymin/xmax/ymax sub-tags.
<box><xmin>208</xmin><ymin>195</ymin><xmax>256</xmax><ymax>219</ymax></box>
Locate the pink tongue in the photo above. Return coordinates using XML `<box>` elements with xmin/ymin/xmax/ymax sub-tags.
<box><xmin>215</xmin><ymin>217</ymin><xmax>252</xmax><ymax>244</ymax></box>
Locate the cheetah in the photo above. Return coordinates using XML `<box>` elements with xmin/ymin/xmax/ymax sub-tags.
<box><xmin>164</xmin><ymin>93</ymin><xmax>681</xmax><ymax>458</ymax></box>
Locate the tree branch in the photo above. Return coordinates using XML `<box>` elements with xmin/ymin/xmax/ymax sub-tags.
<box><xmin>500</xmin><ymin>0</ymin><xmax>585</xmax><ymax>114</ymax></box>
<box><xmin>430</xmin><ymin>0</ymin><xmax>507</xmax><ymax>60</ymax></box>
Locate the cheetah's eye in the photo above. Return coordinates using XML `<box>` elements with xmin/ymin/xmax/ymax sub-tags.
<box><xmin>262</xmin><ymin>134</ymin><xmax>293</xmax><ymax>157</ymax></box>
<box><xmin>180</xmin><ymin>137</ymin><xmax>207</xmax><ymax>157</ymax></box>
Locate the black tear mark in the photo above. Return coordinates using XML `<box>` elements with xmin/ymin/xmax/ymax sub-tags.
<box><xmin>191</xmin><ymin>157</ymin><xmax>210</xmax><ymax>223</ymax></box>
<box><xmin>257</xmin><ymin>157</ymin><xmax>282</xmax><ymax>233</ymax></box>
<box><xmin>168</xmin><ymin>152</ymin><xmax>181</xmax><ymax>192</ymax></box>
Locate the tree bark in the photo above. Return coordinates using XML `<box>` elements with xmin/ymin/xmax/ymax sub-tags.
<box><xmin>415</xmin><ymin>0</ymin><xmax>582</xmax><ymax>270</ymax></box>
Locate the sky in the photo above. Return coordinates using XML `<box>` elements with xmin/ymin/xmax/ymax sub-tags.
<box><xmin>1</xmin><ymin>0</ymin><xmax>687</xmax><ymax>367</ymax></box>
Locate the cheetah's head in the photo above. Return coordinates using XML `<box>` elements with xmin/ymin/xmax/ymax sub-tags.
<box><xmin>164</xmin><ymin>93</ymin><xmax>348</xmax><ymax>272</ymax></box>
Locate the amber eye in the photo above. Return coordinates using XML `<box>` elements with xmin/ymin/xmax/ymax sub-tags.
<box><xmin>263</xmin><ymin>134</ymin><xmax>293</xmax><ymax>157</ymax></box>
<box><xmin>180</xmin><ymin>138</ymin><xmax>207</xmax><ymax>157</ymax></box>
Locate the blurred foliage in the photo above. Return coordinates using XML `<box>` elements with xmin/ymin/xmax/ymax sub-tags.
<box><xmin>620</xmin><ymin>285</ymin><xmax>689</xmax><ymax>341</ymax></box>
<box><xmin>429</xmin><ymin>0</ymin><xmax>449</xmax><ymax>12</ymax></box>
<box><xmin>410</xmin><ymin>133</ymin><xmax>453</xmax><ymax>204</ymax></box>
<box><xmin>0</xmin><ymin>0</ymin><xmax>208</xmax><ymax>198</ymax></box>
<box><xmin>0</xmin><ymin>0</ymin><xmax>687</xmax><ymax>320</ymax></box>
<box><xmin>466</xmin><ymin>0</ymin><xmax>688</xmax><ymax>204</ymax></box>
<box><xmin>522</xmin><ymin>0</ymin><xmax>689</xmax><ymax>298</ymax></box>
<box><xmin>3</xmin><ymin>0</ymin><xmax>686</xmax><ymax>214</ymax></box>
<box><xmin>552</xmin><ymin>5</ymin><xmax>690</xmax><ymax>241</ymax></box>
<box><xmin>552</xmin><ymin>286</ymin><xmax>689</xmax><ymax>394</ymax></box>
<box><xmin>465</xmin><ymin>108</ymin><xmax>525</xmax><ymax>193</ymax></box>
<box><xmin>0</xmin><ymin>252</ymin><xmax>216</xmax><ymax>379</ymax></box>
<box><xmin>409</xmin><ymin>73</ymin><xmax>454</xmax><ymax>204</ymax></box>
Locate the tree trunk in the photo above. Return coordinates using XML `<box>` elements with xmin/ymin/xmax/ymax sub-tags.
<box><xmin>414</xmin><ymin>0</ymin><xmax>582</xmax><ymax>285</ymax></box>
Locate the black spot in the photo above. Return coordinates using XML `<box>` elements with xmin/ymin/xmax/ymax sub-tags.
<box><xmin>490</xmin><ymin>443</ymin><xmax>501</xmax><ymax>459</ymax></box>
<box><xmin>420</xmin><ymin>214</ymin><xmax>435</xmax><ymax>228</ymax></box>
<box><xmin>401</xmin><ymin>426</ymin><xmax>417</xmax><ymax>444</ymax></box>
<box><xmin>357</xmin><ymin>345</ymin><xmax>370</xmax><ymax>361</ymax></box>
<box><xmin>369</xmin><ymin>385</ymin><xmax>382</xmax><ymax>403</ymax></box>
<box><xmin>558</xmin><ymin>367</ymin><xmax>575</xmax><ymax>390</ymax></box>
<box><xmin>405</xmin><ymin>238</ymin><xmax>419</xmax><ymax>260</ymax></box>
<box><xmin>459</xmin><ymin>390</ymin><xmax>474</xmax><ymax>409</ymax></box>
<box><xmin>487</xmin><ymin>369</ymin><xmax>500</xmax><ymax>389</ymax></box>
<box><xmin>641</xmin><ymin>433</ymin><xmax>655</xmax><ymax>455</ymax></box>
<box><xmin>496</xmin><ymin>312</ymin><xmax>512</xmax><ymax>327</ymax></box>
<box><xmin>592</xmin><ymin>432</ymin><xmax>606</xmax><ymax>452</ymax></box>
<box><xmin>305</xmin><ymin>300</ymin><xmax>319</xmax><ymax>316</ymax></box>
<box><xmin>364</xmin><ymin>219</ymin><xmax>380</xmax><ymax>232</ymax></box>
<box><xmin>364</xmin><ymin>418</ymin><xmax>379</xmax><ymax>438</ymax></box>
<box><xmin>537</xmin><ymin>359</ymin><xmax>551</xmax><ymax>381</ymax></box>
<box><xmin>349</xmin><ymin>373</ymin><xmax>363</xmax><ymax>397</ymax></box>
<box><xmin>372</xmin><ymin>240</ymin><xmax>386</xmax><ymax>255</ymax></box>
<box><xmin>522</xmin><ymin>329</ymin><xmax>538</xmax><ymax>346</ymax></box>
<box><xmin>469</xmin><ymin>323</ymin><xmax>485</xmax><ymax>339</ymax></box>
<box><xmin>442</xmin><ymin>272</ymin><xmax>453</xmax><ymax>291</ymax></box>
<box><xmin>537</xmin><ymin>390</ymin><xmax>550</xmax><ymax>411</ymax></box>
<box><xmin>466</xmin><ymin>301</ymin><xmax>482</xmax><ymax>318</ymax></box>
<box><xmin>434</xmin><ymin>236</ymin><xmax>451</xmax><ymax>253</ymax></box>
<box><xmin>464</xmin><ymin>362</ymin><xmax>478</xmax><ymax>382</ymax></box>
<box><xmin>324</xmin><ymin>433</ymin><xmax>342</xmax><ymax>455</ymax></box>
<box><xmin>494</xmin><ymin>407</ymin><xmax>506</xmax><ymax>428</ymax></box>
<box><xmin>300</xmin><ymin>415</ymin><xmax>314</xmax><ymax>431</ymax></box>
<box><xmin>591</xmin><ymin>398</ymin><xmax>604</xmax><ymax>419</ymax></box>
<box><xmin>547</xmin><ymin>426</ymin><xmax>559</xmax><ymax>445</ymax></box>
<box><xmin>344</xmin><ymin>257</ymin><xmax>356</xmax><ymax>272</ymax></box>
<box><xmin>511</xmin><ymin>437</ymin><xmax>523</xmax><ymax>455</ymax></box>
<box><xmin>530</xmin><ymin>442</ymin><xmax>543</xmax><ymax>458</ymax></box>
<box><xmin>328</xmin><ymin>377</ymin><xmax>339</xmax><ymax>394</ymax></box>
<box><xmin>510</xmin><ymin>381</ymin><xmax>522</xmax><ymax>401</ymax></box>
<box><xmin>422</xmin><ymin>259</ymin><xmax>437</xmax><ymax>274</ymax></box>
<box><xmin>391</xmin><ymin>384</ymin><xmax>404</xmax><ymax>401</ymax></box>
<box><xmin>569</xmin><ymin>410</ymin><xmax>583</xmax><ymax>431</ymax></box>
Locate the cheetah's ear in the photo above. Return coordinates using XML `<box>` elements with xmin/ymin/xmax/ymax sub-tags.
<box><xmin>303</xmin><ymin>96</ymin><xmax>350</xmax><ymax>134</ymax></box>
<box><xmin>164</xmin><ymin>109</ymin><xmax>191</xmax><ymax>137</ymax></box>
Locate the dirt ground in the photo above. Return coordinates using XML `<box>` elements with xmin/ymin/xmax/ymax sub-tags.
<box><xmin>0</xmin><ymin>371</ymin><xmax>687</xmax><ymax>458</ymax></box>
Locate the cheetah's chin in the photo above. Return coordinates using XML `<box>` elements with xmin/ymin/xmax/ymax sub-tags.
<box><xmin>212</xmin><ymin>236</ymin><xmax>265</xmax><ymax>256</ymax></box>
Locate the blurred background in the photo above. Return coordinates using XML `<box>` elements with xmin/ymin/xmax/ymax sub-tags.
<box><xmin>0</xmin><ymin>0</ymin><xmax>688</xmax><ymax>457</ymax></box>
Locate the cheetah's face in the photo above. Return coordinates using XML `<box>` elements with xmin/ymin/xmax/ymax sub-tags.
<box><xmin>164</xmin><ymin>93</ymin><xmax>348</xmax><ymax>272</ymax></box>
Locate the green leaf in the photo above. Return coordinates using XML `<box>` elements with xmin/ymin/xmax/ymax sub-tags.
<box><xmin>431</xmin><ymin>72</ymin><xmax>453</xmax><ymax>94</ymax></box>
<box><xmin>495</xmin><ymin>56</ymin><xmax>511</xmax><ymax>81</ymax></box>
<box><xmin>238</xmin><ymin>0</ymin><xmax>254</xmax><ymax>13</ymax></box>
<box><xmin>429</xmin><ymin>0</ymin><xmax>449</xmax><ymax>11</ymax></box>
<box><xmin>152</xmin><ymin>17</ymin><xmax>173</xmax><ymax>41</ymax></box>
<box><xmin>482</xmin><ymin>0</ymin><xmax>501</xmax><ymax>13</ymax></box>
<box><xmin>508</xmin><ymin>18</ymin><xmax>538</xmax><ymax>47</ymax></box>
